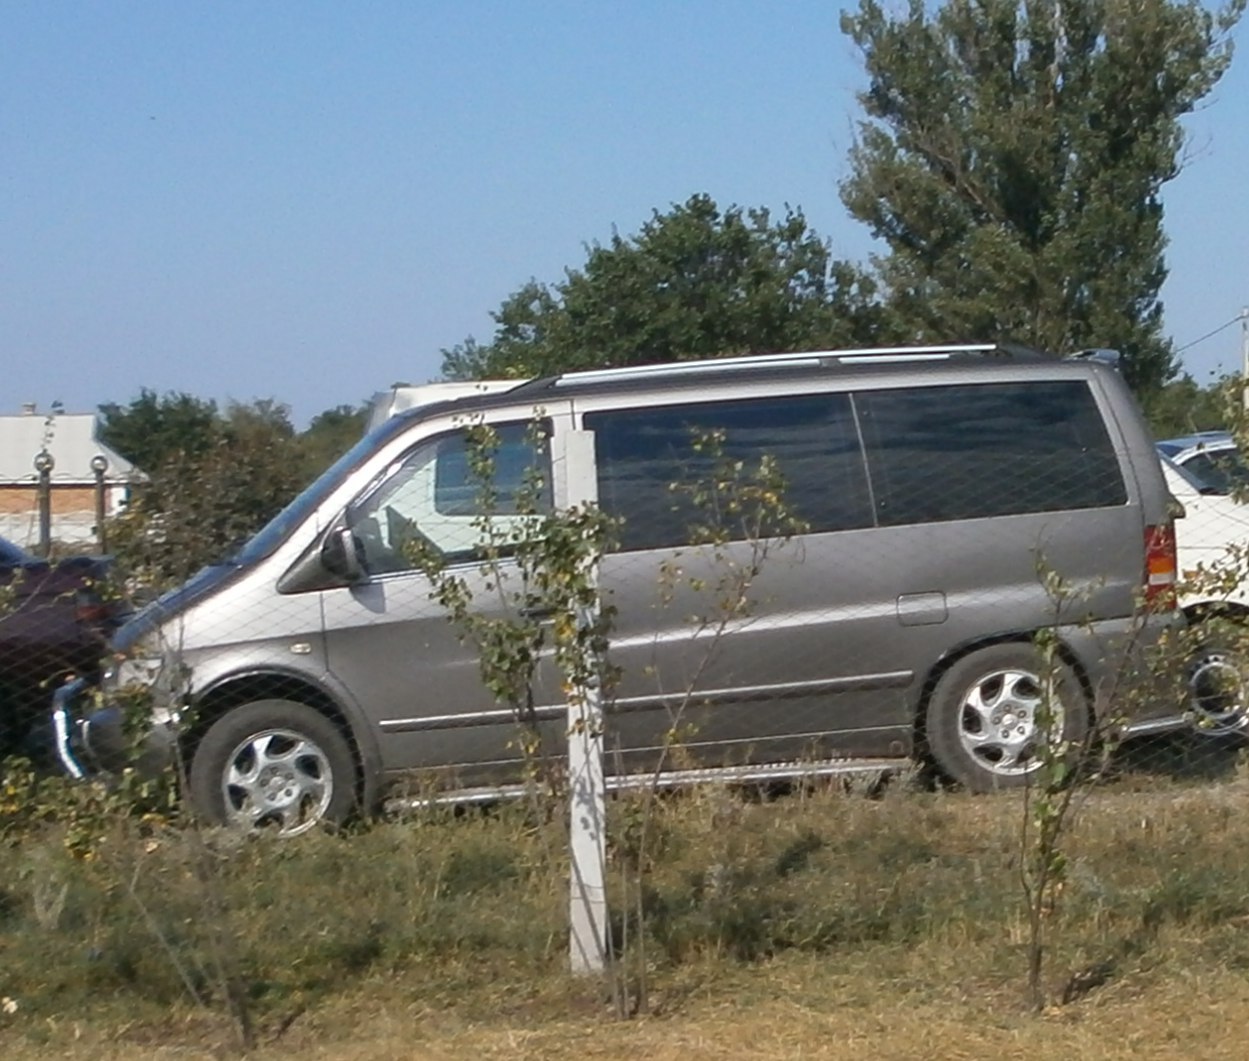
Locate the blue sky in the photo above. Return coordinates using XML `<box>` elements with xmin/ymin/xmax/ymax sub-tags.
<box><xmin>4</xmin><ymin>1</ymin><xmax>1247</xmax><ymax>425</ymax></box>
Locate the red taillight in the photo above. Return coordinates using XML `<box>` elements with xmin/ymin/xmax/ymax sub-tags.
<box><xmin>1144</xmin><ymin>523</ymin><xmax>1178</xmax><ymax>609</ymax></box>
<box><xmin>75</xmin><ymin>590</ymin><xmax>111</xmax><ymax>625</ymax></box>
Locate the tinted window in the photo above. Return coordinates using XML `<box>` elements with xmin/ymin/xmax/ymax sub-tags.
<box><xmin>586</xmin><ymin>394</ymin><xmax>872</xmax><ymax>551</ymax></box>
<box><xmin>856</xmin><ymin>381</ymin><xmax>1126</xmax><ymax>526</ymax></box>
<box><xmin>433</xmin><ymin>426</ymin><xmax>551</xmax><ymax>516</ymax></box>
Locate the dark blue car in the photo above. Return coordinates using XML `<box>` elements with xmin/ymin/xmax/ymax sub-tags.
<box><xmin>0</xmin><ymin>536</ymin><xmax>126</xmax><ymax>759</ymax></box>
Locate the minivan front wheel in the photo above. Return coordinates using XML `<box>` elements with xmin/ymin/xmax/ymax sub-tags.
<box><xmin>925</xmin><ymin>644</ymin><xmax>1088</xmax><ymax>792</ymax></box>
<box><xmin>188</xmin><ymin>700</ymin><xmax>357</xmax><ymax>836</ymax></box>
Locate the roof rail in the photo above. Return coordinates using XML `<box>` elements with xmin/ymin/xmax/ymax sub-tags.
<box><xmin>551</xmin><ymin>344</ymin><xmax>1021</xmax><ymax>387</ymax></box>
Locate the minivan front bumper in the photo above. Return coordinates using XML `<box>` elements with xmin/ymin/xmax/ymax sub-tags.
<box><xmin>49</xmin><ymin>677</ymin><xmax>177</xmax><ymax>780</ymax></box>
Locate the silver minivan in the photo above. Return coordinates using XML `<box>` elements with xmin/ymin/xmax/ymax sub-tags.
<box><xmin>57</xmin><ymin>345</ymin><xmax>1185</xmax><ymax>833</ymax></box>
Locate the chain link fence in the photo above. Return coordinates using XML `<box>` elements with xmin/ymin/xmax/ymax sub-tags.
<box><xmin>6</xmin><ymin>370</ymin><xmax>1249</xmax><ymax>1036</ymax></box>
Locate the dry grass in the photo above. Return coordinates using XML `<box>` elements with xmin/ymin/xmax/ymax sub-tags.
<box><xmin>4</xmin><ymin>747</ymin><xmax>1249</xmax><ymax>1059</ymax></box>
<box><xmin>7</xmin><ymin>945</ymin><xmax>1249</xmax><ymax>1060</ymax></box>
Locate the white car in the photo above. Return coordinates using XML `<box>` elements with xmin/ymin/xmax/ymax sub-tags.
<box><xmin>1159</xmin><ymin>448</ymin><xmax>1249</xmax><ymax>733</ymax></box>
<box><xmin>1157</xmin><ymin>431</ymin><xmax>1246</xmax><ymax>494</ymax></box>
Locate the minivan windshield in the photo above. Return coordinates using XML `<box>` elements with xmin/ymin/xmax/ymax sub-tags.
<box><xmin>231</xmin><ymin>413</ymin><xmax>414</xmax><ymax>567</ymax></box>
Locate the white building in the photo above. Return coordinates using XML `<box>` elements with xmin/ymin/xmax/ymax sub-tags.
<box><xmin>0</xmin><ymin>403</ymin><xmax>140</xmax><ymax>549</ymax></box>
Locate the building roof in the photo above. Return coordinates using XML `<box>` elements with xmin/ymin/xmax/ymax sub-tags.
<box><xmin>0</xmin><ymin>410</ymin><xmax>139</xmax><ymax>484</ymax></box>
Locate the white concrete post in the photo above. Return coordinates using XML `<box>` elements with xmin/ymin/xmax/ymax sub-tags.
<box><xmin>559</xmin><ymin>428</ymin><xmax>608</xmax><ymax>975</ymax></box>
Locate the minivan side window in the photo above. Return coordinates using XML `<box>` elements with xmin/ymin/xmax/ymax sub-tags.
<box><xmin>585</xmin><ymin>394</ymin><xmax>872</xmax><ymax>551</ymax></box>
<box><xmin>855</xmin><ymin>381</ymin><xmax>1127</xmax><ymax>526</ymax></box>
<box><xmin>347</xmin><ymin>421</ymin><xmax>551</xmax><ymax>574</ymax></box>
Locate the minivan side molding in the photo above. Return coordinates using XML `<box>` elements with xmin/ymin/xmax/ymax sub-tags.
<box><xmin>377</xmin><ymin>671</ymin><xmax>916</xmax><ymax>734</ymax></box>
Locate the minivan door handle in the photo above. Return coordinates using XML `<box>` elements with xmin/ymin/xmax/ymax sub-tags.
<box><xmin>896</xmin><ymin>591</ymin><xmax>948</xmax><ymax>627</ymax></box>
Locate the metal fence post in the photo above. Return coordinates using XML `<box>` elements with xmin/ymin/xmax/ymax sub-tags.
<box><xmin>91</xmin><ymin>454</ymin><xmax>109</xmax><ymax>554</ymax></box>
<box><xmin>34</xmin><ymin>449</ymin><xmax>54</xmax><ymax>558</ymax></box>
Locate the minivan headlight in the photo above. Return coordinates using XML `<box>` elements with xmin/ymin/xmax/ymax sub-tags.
<box><xmin>102</xmin><ymin>649</ymin><xmax>164</xmax><ymax>689</ymax></box>
<box><xmin>100</xmin><ymin>653</ymin><xmax>186</xmax><ymax>725</ymax></box>
<box><xmin>103</xmin><ymin>656</ymin><xmax>165</xmax><ymax>691</ymax></box>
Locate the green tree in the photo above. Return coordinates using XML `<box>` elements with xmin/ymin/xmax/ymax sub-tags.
<box><xmin>1142</xmin><ymin>373</ymin><xmax>1232</xmax><ymax>438</ymax></box>
<box><xmin>840</xmin><ymin>0</ymin><xmax>1244</xmax><ymax>393</ymax></box>
<box><xmin>441</xmin><ymin>194</ymin><xmax>884</xmax><ymax>380</ymax></box>
<box><xmin>105</xmin><ymin>398</ymin><xmax>308</xmax><ymax>588</ymax></box>
<box><xmin>298</xmin><ymin>402</ymin><xmax>369</xmax><ymax>477</ymax></box>
<box><xmin>98</xmin><ymin>389</ymin><xmax>221</xmax><ymax>472</ymax></box>
<box><xmin>99</xmin><ymin>390</ymin><xmax>378</xmax><ymax>587</ymax></box>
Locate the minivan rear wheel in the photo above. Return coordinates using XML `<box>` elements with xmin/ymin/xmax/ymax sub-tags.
<box><xmin>188</xmin><ymin>700</ymin><xmax>357</xmax><ymax>836</ymax></box>
<box><xmin>925</xmin><ymin>644</ymin><xmax>1088</xmax><ymax>792</ymax></box>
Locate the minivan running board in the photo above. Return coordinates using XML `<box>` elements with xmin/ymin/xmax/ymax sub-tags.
<box><xmin>383</xmin><ymin>756</ymin><xmax>909</xmax><ymax>812</ymax></box>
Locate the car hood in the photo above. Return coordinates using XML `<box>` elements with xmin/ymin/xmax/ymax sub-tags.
<box><xmin>112</xmin><ymin>563</ymin><xmax>244</xmax><ymax>655</ymax></box>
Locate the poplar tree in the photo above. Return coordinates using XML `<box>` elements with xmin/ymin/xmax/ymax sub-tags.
<box><xmin>841</xmin><ymin>0</ymin><xmax>1244</xmax><ymax>392</ymax></box>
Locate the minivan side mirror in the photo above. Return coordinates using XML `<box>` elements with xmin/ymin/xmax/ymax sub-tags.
<box><xmin>277</xmin><ymin>528</ymin><xmax>364</xmax><ymax>594</ymax></box>
<box><xmin>322</xmin><ymin>528</ymin><xmax>364</xmax><ymax>582</ymax></box>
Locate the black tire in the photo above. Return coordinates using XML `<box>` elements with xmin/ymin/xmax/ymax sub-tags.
<box><xmin>0</xmin><ymin>679</ymin><xmax>26</xmax><ymax>760</ymax></box>
<box><xmin>1184</xmin><ymin>621</ymin><xmax>1249</xmax><ymax>738</ymax></box>
<box><xmin>0</xmin><ymin>677</ymin><xmax>54</xmax><ymax>763</ymax></box>
<box><xmin>925</xmin><ymin>643</ymin><xmax>1089</xmax><ymax>792</ymax></box>
<box><xmin>188</xmin><ymin>699</ymin><xmax>357</xmax><ymax>836</ymax></box>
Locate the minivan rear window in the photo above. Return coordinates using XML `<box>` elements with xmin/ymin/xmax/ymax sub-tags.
<box><xmin>855</xmin><ymin>380</ymin><xmax>1127</xmax><ymax>526</ymax></box>
<box><xmin>586</xmin><ymin>394</ymin><xmax>872</xmax><ymax>551</ymax></box>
